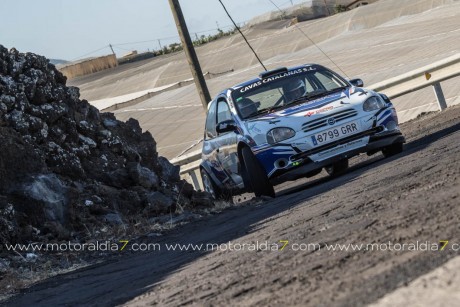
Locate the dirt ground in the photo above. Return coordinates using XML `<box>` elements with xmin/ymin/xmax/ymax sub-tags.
<box><xmin>4</xmin><ymin>104</ymin><xmax>460</xmax><ymax>306</ymax></box>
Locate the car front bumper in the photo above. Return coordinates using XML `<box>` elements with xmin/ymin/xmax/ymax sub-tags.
<box><xmin>270</xmin><ymin>129</ymin><xmax>405</xmax><ymax>185</ymax></box>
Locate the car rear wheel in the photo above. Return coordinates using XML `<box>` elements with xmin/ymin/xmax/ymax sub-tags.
<box><xmin>200</xmin><ymin>168</ymin><xmax>233</xmax><ymax>202</ymax></box>
<box><xmin>325</xmin><ymin>159</ymin><xmax>349</xmax><ymax>177</ymax></box>
<box><xmin>241</xmin><ymin>147</ymin><xmax>275</xmax><ymax>198</ymax></box>
<box><xmin>382</xmin><ymin>142</ymin><xmax>403</xmax><ymax>158</ymax></box>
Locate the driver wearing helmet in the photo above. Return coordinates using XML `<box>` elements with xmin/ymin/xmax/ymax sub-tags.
<box><xmin>284</xmin><ymin>78</ymin><xmax>307</xmax><ymax>104</ymax></box>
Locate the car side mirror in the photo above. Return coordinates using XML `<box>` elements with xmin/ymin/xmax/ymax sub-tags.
<box><xmin>349</xmin><ymin>78</ymin><xmax>364</xmax><ymax>87</ymax></box>
<box><xmin>216</xmin><ymin>120</ymin><xmax>237</xmax><ymax>134</ymax></box>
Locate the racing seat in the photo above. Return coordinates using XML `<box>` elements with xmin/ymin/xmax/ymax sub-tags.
<box><xmin>237</xmin><ymin>98</ymin><xmax>258</xmax><ymax>118</ymax></box>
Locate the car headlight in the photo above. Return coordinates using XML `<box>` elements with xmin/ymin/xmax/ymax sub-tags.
<box><xmin>267</xmin><ymin>127</ymin><xmax>295</xmax><ymax>145</ymax></box>
<box><xmin>363</xmin><ymin>96</ymin><xmax>386</xmax><ymax>112</ymax></box>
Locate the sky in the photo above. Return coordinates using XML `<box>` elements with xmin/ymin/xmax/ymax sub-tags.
<box><xmin>0</xmin><ymin>0</ymin><xmax>305</xmax><ymax>61</ymax></box>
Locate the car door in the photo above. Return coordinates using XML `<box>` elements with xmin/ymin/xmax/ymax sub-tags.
<box><xmin>215</xmin><ymin>98</ymin><xmax>243</xmax><ymax>188</ymax></box>
<box><xmin>202</xmin><ymin>100</ymin><xmax>228</xmax><ymax>185</ymax></box>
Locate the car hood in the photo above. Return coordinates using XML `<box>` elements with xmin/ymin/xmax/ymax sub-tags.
<box><xmin>244</xmin><ymin>87</ymin><xmax>373</xmax><ymax>144</ymax></box>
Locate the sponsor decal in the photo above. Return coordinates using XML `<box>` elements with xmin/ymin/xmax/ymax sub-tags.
<box><xmin>304</xmin><ymin>105</ymin><xmax>334</xmax><ymax>117</ymax></box>
<box><xmin>248</xmin><ymin>123</ymin><xmax>262</xmax><ymax>133</ymax></box>
<box><xmin>279</xmin><ymin>91</ymin><xmax>344</xmax><ymax>116</ymax></box>
<box><xmin>349</xmin><ymin>87</ymin><xmax>368</xmax><ymax>96</ymax></box>
<box><xmin>238</xmin><ymin>67</ymin><xmax>317</xmax><ymax>93</ymax></box>
<box><xmin>316</xmin><ymin>138</ymin><xmax>365</xmax><ymax>157</ymax></box>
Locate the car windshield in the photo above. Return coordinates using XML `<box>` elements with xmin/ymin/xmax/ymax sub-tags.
<box><xmin>232</xmin><ymin>66</ymin><xmax>349</xmax><ymax>119</ymax></box>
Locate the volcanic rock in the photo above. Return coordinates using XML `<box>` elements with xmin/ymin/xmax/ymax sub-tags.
<box><xmin>0</xmin><ymin>45</ymin><xmax>207</xmax><ymax>245</ymax></box>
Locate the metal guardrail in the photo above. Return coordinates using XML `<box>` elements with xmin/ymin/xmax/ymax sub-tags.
<box><xmin>172</xmin><ymin>53</ymin><xmax>460</xmax><ymax>190</ymax></box>
<box><xmin>170</xmin><ymin>150</ymin><xmax>202</xmax><ymax>189</ymax></box>
<box><xmin>369</xmin><ymin>53</ymin><xmax>460</xmax><ymax>110</ymax></box>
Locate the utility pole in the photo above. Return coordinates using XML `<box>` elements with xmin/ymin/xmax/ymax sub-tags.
<box><xmin>322</xmin><ymin>0</ymin><xmax>331</xmax><ymax>16</ymax></box>
<box><xmin>109</xmin><ymin>44</ymin><xmax>115</xmax><ymax>55</ymax></box>
<box><xmin>168</xmin><ymin>0</ymin><xmax>211</xmax><ymax>110</ymax></box>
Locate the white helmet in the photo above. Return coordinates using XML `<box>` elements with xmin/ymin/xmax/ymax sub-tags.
<box><xmin>285</xmin><ymin>79</ymin><xmax>306</xmax><ymax>102</ymax></box>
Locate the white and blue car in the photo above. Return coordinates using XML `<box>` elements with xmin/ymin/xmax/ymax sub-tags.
<box><xmin>200</xmin><ymin>64</ymin><xmax>405</xmax><ymax>199</ymax></box>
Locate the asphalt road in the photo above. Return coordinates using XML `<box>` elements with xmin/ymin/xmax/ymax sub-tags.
<box><xmin>5</xmin><ymin>105</ymin><xmax>460</xmax><ymax>306</ymax></box>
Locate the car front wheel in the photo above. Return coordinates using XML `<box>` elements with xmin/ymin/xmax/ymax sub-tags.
<box><xmin>382</xmin><ymin>142</ymin><xmax>403</xmax><ymax>158</ymax></box>
<box><xmin>325</xmin><ymin>159</ymin><xmax>349</xmax><ymax>177</ymax></box>
<box><xmin>241</xmin><ymin>147</ymin><xmax>275</xmax><ymax>198</ymax></box>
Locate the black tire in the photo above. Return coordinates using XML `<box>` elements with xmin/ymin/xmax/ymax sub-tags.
<box><xmin>382</xmin><ymin>142</ymin><xmax>403</xmax><ymax>158</ymax></box>
<box><xmin>305</xmin><ymin>168</ymin><xmax>322</xmax><ymax>178</ymax></box>
<box><xmin>241</xmin><ymin>147</ymin><xmax>275</xmax><ymax>198</ymax></box>
<box><xmin>325</xmin><ymin>159</ymin><xmax>349</xmax><ymax>177</ymax></box>
<box><xmin>200</xmin><ymin>168</ymin><xmax>233</xmax><ymax>202</ymax></box>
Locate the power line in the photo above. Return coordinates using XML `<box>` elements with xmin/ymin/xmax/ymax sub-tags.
<box><xmin>278</xmin><ymin>0</ymin><xmax>301</xmax><ymax>7</ymax></box>
<box><xmin>194</xmin><ymin>24</ymin><xmax>237</xmax><ymax>35</ymax></box>
<box><xmin>71</xmin><ymin>45</ymin><xmax>110</xmax><ymax>61</ymax></box>
<box><xmin>112</xmin><ymin>37</ymin><xmax>177</xmax><ymax>47</ymax></box>
<box><xmin>112</xmin><ymin>45</ymin><xmax>132</xmax><ymax>51</ymax></box>
<box><xmin>110</xmin><ymin>24</ymin><xmax>239</xmax><ymax>48</ymax></box>
<box><xmin>72</xmin><ymin>26</ymin><xmax>240</xmax><ymax>61</ymax></box>
<box><xmin>267</xmin><ymin>0</ymin><xmax>349</xmax><ymax>78</ymax></box>
<box><xmin>218</xmin><ymin>0</ymin><xmax>267</xmax><ymax>71</ymax></box>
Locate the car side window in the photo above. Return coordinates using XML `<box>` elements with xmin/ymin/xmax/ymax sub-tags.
<box><xmin>217</xmin><ymin>100</ymin><xmax>232</xmax><ymax>123</ymax></box>
<box><xmin>205</xmin><ymin>100</ymin><xmax>217</xmax><ymax>139</ymax></box>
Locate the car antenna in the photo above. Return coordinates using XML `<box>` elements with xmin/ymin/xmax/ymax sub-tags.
<box><xmin>217</xmin><ymin>0</ymin><xmax>268</xmax><ymax>71</ymax></box>
<box><xmin>267</xmin><ymin>0</ymin><xmax>349</xmax><ymax>78</ymax></box>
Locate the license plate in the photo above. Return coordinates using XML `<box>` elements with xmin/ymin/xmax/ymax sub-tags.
<box><xmin>311</xmin><ymin>121</ymin><xmax>360</xmax><ymax>146</ymax></box>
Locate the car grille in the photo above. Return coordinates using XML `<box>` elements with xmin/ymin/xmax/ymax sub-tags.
<box><xmin>302</xmin><ymin>109</ymin><xmax>358</xmax><ymax>132</ymax></box>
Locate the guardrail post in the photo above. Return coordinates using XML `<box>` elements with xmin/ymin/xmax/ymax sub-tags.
<box><xmin>432</xmin><ymin>82</ymin><xmax>447</xmax><ymax>111</ymax></box>
<box><xmin>189</xmin><ymin>169</ymin><xmax>202</xmax><ymax>191</ymax></box>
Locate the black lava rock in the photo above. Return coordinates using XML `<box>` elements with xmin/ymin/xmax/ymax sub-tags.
<box><xmin>0</xmin><ymin>45</ymin><xmax>201</xmax><ymax>245</ymax></box>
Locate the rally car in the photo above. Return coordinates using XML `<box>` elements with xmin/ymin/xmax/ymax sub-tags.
<box><xmin>200</xmin><ymin>64</ymin><xmax>405</xmax><ymax>199</ymax></box>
